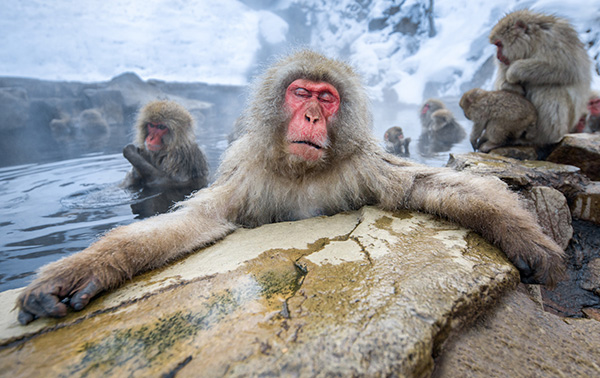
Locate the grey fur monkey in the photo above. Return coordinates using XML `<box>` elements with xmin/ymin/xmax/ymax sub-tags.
<box><xmin>384</xmin><ymin>126</ymin><xmax>411</xmax><ymax>156</ymax></box>
<box><xmin>121</xmin><ymin>100</ymin><xmax>209</xmax><ymax>190</ymax></box>
<box><xmin>460</xmin><ymin>88</ymin><xmax>537</xmax><ymax>152</ymax></box>
<box><xmin>419</xmin><ymin>99</ymin><xmax>466</xmax><ymax>153</ymax></box>
<box><xmin>490</xmin><ymin>9</ymin><xmax>591</xmax><ymax>145</ymax></box>
<box><xmin>16</xmin><ymin>50</ymin><xmax>564</xmax><ymax>325</ymax></box>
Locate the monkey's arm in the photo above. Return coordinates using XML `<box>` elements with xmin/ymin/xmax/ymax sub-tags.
<box><xmin>506</xmin><ymin>59</ymin><xmax>579</xmax><ymax>85</ymax></box>
<box><xmin>16</xmin><ymin>187</ymin><xmax>237</xmax><ymax>325</ymax></box>
<box><xmin>403</xmin><ymin>169</ymin><xmax>564</xmax><ymax>286</ymax></box>
<box><xmin>123</xmin><ymin>144</ymin><xmax>165</xmax><ymax>181</ymax></box>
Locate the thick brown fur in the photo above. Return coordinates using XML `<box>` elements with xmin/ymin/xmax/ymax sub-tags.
<box><xmin>490</xmin><ymin>10</ymin><xmax>591</xmax><ymax>145</ymax></box>
<box><xmin>121</xmin><ymin>100</ymin><xmax>209</xmax><ymax>190</ymax></box>
<box><xmin>460</xmin><ymin>88</ymin><xmax>537</xmax><ymax>152</ymax></box>
<box><xmin>419</xmin><ymin>99</ymin><xmax>466</xmax><ymax>153</ymax></box>
<box><xmin>16</xmin><ymin>50</ymin><xmax>565</xmax><ymax>325</ymax></box>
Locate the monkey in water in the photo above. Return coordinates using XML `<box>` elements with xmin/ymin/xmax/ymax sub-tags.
<box><xmin>587</xmin><ymin>92</ymin><xmax>600</xmax><ymax>133</ymax></box>
<box><xmin>16</xmin><ymin>50</ymin><xmax>565</xmax><ymax>325</ymax></box>
<box><xmin>384</xmin><ymin>126</ymin><xmax>411</xmax><ymax>157</ymax></box>
<box><xmin>460</xmin><ymin>88</ymin><xmax>537</xmax><ymax>152</ymax></box>
<box><xmin>418</xmin><ymin>99</ymin><xmax>466</xmax><ymax>154</ymax></box>
<box><xmin>121</xmin><ymin>100</ymin><xmax>209</xmax><ymax>190</ymax></box>
<box><xmin>490</xmin><ymin>10</ymin><xmax>591</xmax><ymax>145</ymax></box>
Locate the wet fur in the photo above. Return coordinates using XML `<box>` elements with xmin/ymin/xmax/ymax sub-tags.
<box><xmin>122</xmin><ymin>100</ymin><xmax>209</xmax><ymax>189</ymax></box>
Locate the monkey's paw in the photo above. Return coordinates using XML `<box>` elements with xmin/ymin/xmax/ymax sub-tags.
<box><xmin>511</xmin><ymin>245</ymin><xmax>566</xmax><ymax>288</ymax></box>
<box><xmin>16</xmin><ymin>277</ymin><xmax>102</xmax><ymax>325</ymax></box>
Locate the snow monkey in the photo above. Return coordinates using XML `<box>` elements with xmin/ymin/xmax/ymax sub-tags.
<box><xmin>490</xmin><ymin>9</ymin><xmax>591</xmax><ymax>145</ymax></box>
<box><xmin>587</xmin><ymin>92</ymin><xmax>600</xmax><ymax>133</ymax></box>
<box><xmin>418</xmin><ymin>99</ymin><xmax>466</xmax><ymax>153</ymax></box>
<box><xmin>384</xmin><ymin>126</ymin><xmax>411</xmax><ymax>157</ymax></box>
<box><xmin>460</xmin><ymin>88</ymin><xmax>537</xmax><ymax>152</ymax></box>
<box><xmin>16</xmin><ymin>50</ymin><xmax>565</xmax><ymax>325</ymax></box>
<box><xmin>121</xmin><ymin>100</ymin><xmax>209</xmax><ymax>190</ymax></box>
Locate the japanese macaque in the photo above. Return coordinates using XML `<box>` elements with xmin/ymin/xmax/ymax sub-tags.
<box><xmin>418</xmin><ymin>99</ymin><xmax>466</xmax><ymax>154</ymax></box>
<box><xmin>121</xmin><ymin>100</ymin><xmax>209</xmax><ymax>190</ymax></box>
<box><xmin>587</xmin><ymin>92</ymin><xmax>600</xmax><ymax>133</ymax></box>
<box><xmin>16</xmin><ymin>50</ymin><xmax>565</xmax><ymax>325</ymax></box>
<box><xmin>460</xmin><ymin>88</ymin><xmax>537</xmax><ymax>152</ymax></box>
<box><xmin>384</xmin><ymin>126</ymin><xmax>411</xmax><ymax>156</ymax></box>
<box><xmin>490</xmin><ymin>10</ymin><xmax>591</xmax><ymax>145</ymax></box>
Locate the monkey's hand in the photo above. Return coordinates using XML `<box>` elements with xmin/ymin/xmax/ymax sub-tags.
<box><xmin>16</xmin><ymin>273</ymin><xmax>102</xmax><ymax>325</ymax></box>
<box><xmin>123</xmin><ymin>144</ymin><xmax>165</xmax><ymax>182</ymax></box>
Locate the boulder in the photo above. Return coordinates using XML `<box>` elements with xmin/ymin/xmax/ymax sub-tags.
<box><xmin>571</xmin><ymin>182</ymin><xmax>600</xmax><ymax>225</ymax></box>
<box><xmin>0</xmin><ymin>207</ymin><xmax>518</xmax><ymax>377</ymax></box>
<box><xmin>0</xmin><ymin>87</ymin><xmax>29</xmax><ymax>131</ymax></box>
<box><xmin>447</xmin><ymin>152</ymin><xmax>588</xmax><ymax>202</ymax></box>
<box><xmin>521</xmin><ymin>186</ymin><xmax>573</xmax><ymax>250</ymax></box>
<box><xmin>433</xmin><ymin>284</ymin><xmax>600</xmax><ymax>377</ymax></box>
<box><xmin>547</xmin><ymin>133</ymin><xmax>600</xmax><ymax>180</ymax></box>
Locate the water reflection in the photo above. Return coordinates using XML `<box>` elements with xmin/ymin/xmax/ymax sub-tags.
<box><xmin>0</xmin><ymin>101</ymin><xmax>471</xmax><ymax>293</ymax></box>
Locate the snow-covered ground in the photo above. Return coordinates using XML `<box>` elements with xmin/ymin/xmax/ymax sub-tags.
<box><xmin>1</xmin><ymin>0</ymin><xmax>599</xmax><ymax>105</ymax></box>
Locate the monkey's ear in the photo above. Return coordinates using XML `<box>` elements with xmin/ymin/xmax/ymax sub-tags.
<box><xmin>515</xmin><ymin>20</ymin><xmax>528</xmax><ymax>32</ymax></box>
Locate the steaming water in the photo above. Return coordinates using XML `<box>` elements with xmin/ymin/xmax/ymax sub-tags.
<box><xmin>0</xmin><ymin>131</ymin><xmax>229</xmax><ymax>293</ymax></box>
<box><xmin>0</xmin><ymin>117</ymin><xmax>469</xmax><ymax>293</ymax></box>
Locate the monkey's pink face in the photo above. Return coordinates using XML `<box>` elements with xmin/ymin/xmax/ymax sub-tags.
<box><xmin>145</xmin><ymin>123</ymin><xmax>169</xmax><ymax>152</ymax></box>
<box><xmin>493</xmin><ymin>40</ymin><xmax>511</xmax><ymax>65</ymax></box>
<box><xmin>284</xmin><ymin>79</ymin><xmax>340</xmax><ymax>162</ymax></box>
<box><xmin>421</xmin><ymin>103</ymin><xmax>430</xmax><ymax>115</ymax></box>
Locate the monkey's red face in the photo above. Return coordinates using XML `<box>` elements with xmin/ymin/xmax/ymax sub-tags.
<box><xmin>421</xmin><ymin>103</ymin><xmax>430</xmax><ymax>115</ymax></box>
<box><xmin>493</xmin><ymin>40</ymin><xmax>511</xmax><ymax>65</ymax></box>
<box><xmin>145</xmin><ymin>123</ymin><xmax>169</xmax><ymax>152</ymax></box>
<box><xmin>284</xmin><ymin>79</ymin><xmax>340</xmax><ymax>162</ymax></box>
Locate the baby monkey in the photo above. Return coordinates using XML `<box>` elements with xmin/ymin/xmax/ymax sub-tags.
<box><xmin>460</xmin><ymin>88</ymin><xmax>537</xmax><ymax>152</ymax></box>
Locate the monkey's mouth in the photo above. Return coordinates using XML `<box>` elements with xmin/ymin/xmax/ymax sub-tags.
<box><xmin>288</xmin><ymin>140</ymin><xmax>325</xmax><ymax>162</ymax></box>
<box><xmin>291</xmin><ymin>140</ymin><xmax>322</xmax><ymax>150</ymax></box>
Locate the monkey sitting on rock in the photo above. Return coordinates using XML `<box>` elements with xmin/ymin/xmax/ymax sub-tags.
<box><xmin>121</xmin><ymin>100</ymin><xmax>209</xmax><ymax>191</ymax></box>
<box><xmin>460</xmin><ymin>88</ymin><xmax>537</xmax><ymax>153</ymax></box>
<box><xmin>490</xmin><ymin>9</ymin><xmax>591</xmax><ymax>144</ymax></box>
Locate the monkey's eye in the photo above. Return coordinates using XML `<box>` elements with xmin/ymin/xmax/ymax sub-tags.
<box><xmin>156</xmin><ymin>124</ymin><xmax>167</xmax><ymax>130</ymax></box>
<box><xmin>294</xmin><ymin>88</ymin><xmax>312</xmax><ymax>98</ymax></box>
<box><xmin>318</xmin><ymin>92</ymin><xmax>336</xmax><ymax>103</ymax></box>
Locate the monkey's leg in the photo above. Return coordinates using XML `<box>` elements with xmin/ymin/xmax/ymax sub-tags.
<box><xmin>17</xmin><ymin>192</ymin><xmax>237</xmax><ymax>324</ymax></box>
<box><xmin>405</xmin><ymin>169</ymin><xmax>565</xmax><ymax>286</ymax></box>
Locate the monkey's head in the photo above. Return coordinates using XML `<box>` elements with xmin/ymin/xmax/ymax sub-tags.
<box><xmin>384</xmin><ymin>126</ymin><xmax>404</xmax><ymax>144</ymax></box>
<box><xmin>241</xmin><ymin>50</ymin><xmax>373</xmax><ymax>174</ymax></box>
<box><xmin>420</xmin><ymin>99</ymin><xmax>445</xmax><ymax>128</ymax></box>
<box><xmin>134</xmin><ymin>100</ymin><xmax>195</xmax><ymax>154</ymax></box>
<box><xmin>459</xmin><ymin>88</ymin><xmax>485</xmax><ymax>119</ymax></box>
<box><xmin>490</xmin><ymin>10</ymin><xmax>559</xmax><ymax>65</ymax></box>
<box><xmin>431</xmin><ymin>109</ymin><xmax>454</xmax><ymax>131</ymax></box>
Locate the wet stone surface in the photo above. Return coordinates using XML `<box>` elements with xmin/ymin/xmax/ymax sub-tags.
<box><xmin>0</xmin><ymin>207</ymin><xmax>518</xmax><ymax>377</ymax></box>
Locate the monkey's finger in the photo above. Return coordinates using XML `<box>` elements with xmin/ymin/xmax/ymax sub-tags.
<box><xmin>17</xmin><ymin>309</ymin><xmax>35</xmax><ymax>325</ymax></box>
<box><xmin>70</xmin><ymin>279</ymin><xmax>102</xmax><ymax>311</ymax></box>
<box><xmin>20</xmin><ymin>291</ymin><xmax>68</xmax><ymax>320</ymax></box>
<box><xmin>512</xmin><ymin>257</ymin><xmax>540</xmax><ymax>285</ymax></box>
